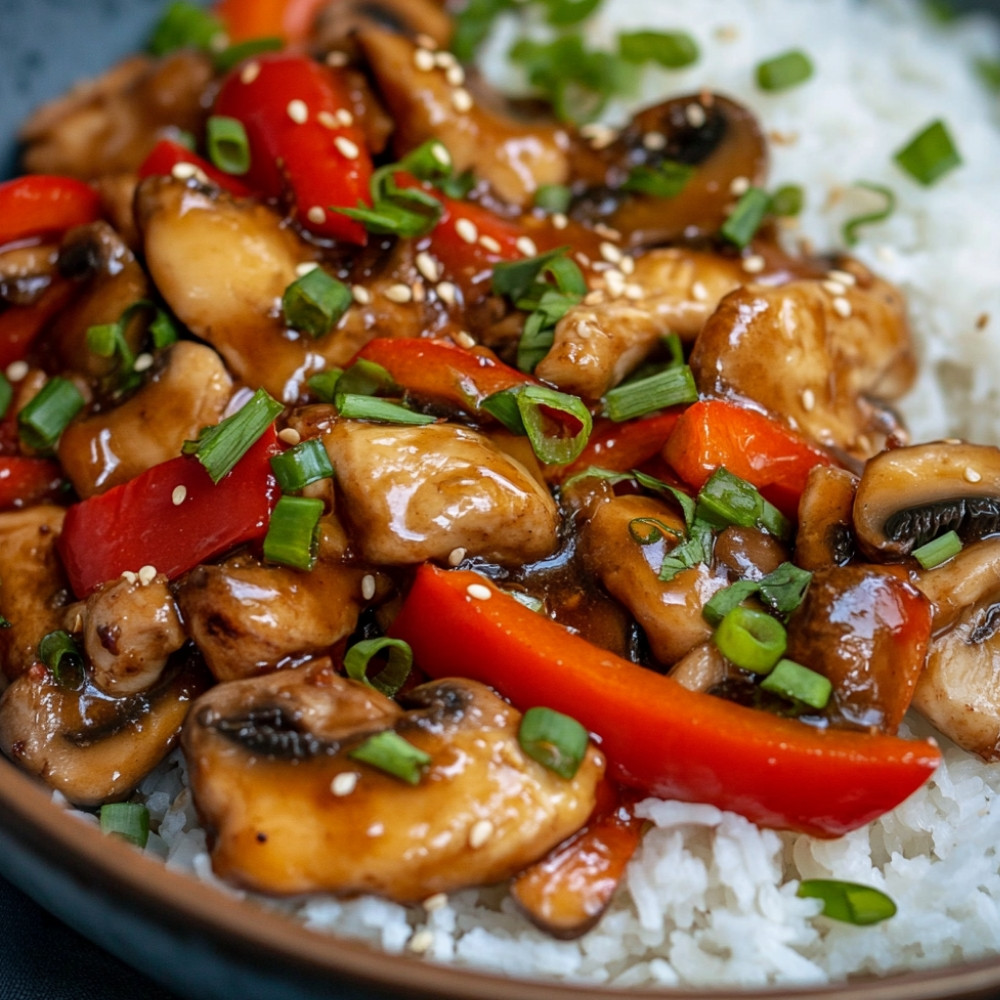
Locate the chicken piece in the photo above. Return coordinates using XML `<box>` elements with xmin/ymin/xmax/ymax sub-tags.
<box><xmin>182</xmin><ymin>662</ymin><xmax>604</xmax><ymax>901</ymax></box>
<box><xmin>357</xmin><ymin>27</ymin><xmax>573</xmax><ymax>208</ymax></box>
<box><xmin>176</xmin><ymin>549</ymin><xmax>389</xmax><ymax>682</ymax></box>
<box><xmin>323</xmin><ymin>420</ymin><xmax>560</xmax><ymax>565</ymax></box>
<box><xmin>580</xmin><ymin>494</ymin><xmax>727</xmax><ymax>666</ymax></box>
<box><xmin>534</xmin><ymin>248</ymin><xmax>745</xmax><ymax>400</ymax></box>
<box><xmin>689</xmin><ymin>269</ymin><xmax>915</xmax><ymax>460</ymax></box>
<box><xmin>0</xmin><ymin>506</ymin><xmax>70</xmax><ymax>685</ymax></box>
<box><xmin>0</xmin><ymin>656</ymin><xmax>207</xmax><ymax>806</ymax></box>
<box><xmin>80</xmin><ymin>574</ymin><xmax>186</xmax><ymax>696</ymax></box>
<box><xmin>58</xmin><ymin>342</ymin><xmax>233</xmax><ymax>498</ymax></box>
<box><xmin>20</xmin><ymin>52</ymin><xmax>213</xmax><ymax>179</ymax></box>
<box><xmin>311</xmin><ymin>0</ymin><xmax>453</xmax><ymax>52</ymax></box>
<box><xmin>0</xmin><ymin>242</ymin><xmax>61</xmax><ymax>307</ymax></box>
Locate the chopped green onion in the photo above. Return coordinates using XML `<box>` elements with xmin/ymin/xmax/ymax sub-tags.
<box><xmin>182</xmin><ymin>387</ymin><xmax>283</xmax><ymax>483</ymax></box>
<box><xmin>270</xmin><ymin>438</ymin><xmax>334</xmax><ymax>492</ymax></box>
<box><xmin>913</xmin><ymin>529</ymin><xmax>963</xmax><ymax>569</ymax></box>
<box><xmin>38</xmin><ymin>630</ymin><xmax>84</xmax><ymax>688</ymax></box>
<box><xmin>518</xmin><ymin>706</ymin><xmax>589</xmax><ymax>779</ymax></box>
<box><xmin>344</xmin><ymin>637</ymin><xmax>413</xmax><ymax>698</ymax></box>
<box><xmin>263</xmin><ymin>495</ymin><xmax>324</xmax><ymax>571</ymax></box>
<box><xmin>492</xmin><ymin>246</ymin><xmax>578</xmax><ymax>301</ymax></box>
<box><xmin>349</xmin><ymin>730</ymin><xmax>431</xmax><ymax>785</ymax></box>
<box><xmin>336</xmin><ymin>394</ymin><xmax>436</xmax><ymax>425</ymax></box>
<box><xmin>658</xmin><ymin>522</ymin><xmax>713</xmax><ymax>582</ymax></box>
<box><xmin>894</xmin><ymin>119</ymin><xmax>962</xmax><ymax>186</ymax></box>
<box><xmin>602</xmin><ymin>365</ymin><xmax>698</xmax><ymax>422</ymax></box>
<box><xmin>758</xmin><ymin>562</ymin><xmax>813</xmax><ymax>615</ymax></box>
<box><xmin>696</xmin><ymin>467</ymin><xmax>790</xmax><ymax>539</ymax></box>
<box><xmin>282</xmin><ymin>268</ymin><xmax>352</xmax><ymax>339</ymax></box>
<box><xmin>99</xmin><ymin>803</ymin><xmax>150</xmax><ymax>848</ymax></box>
<box><xmin>534</xmin><ymin>183</ymin><xmax>573</xmax><ymax>214</ymax></box>
<box><xmin>618</xmin><ymin>30</ymin><xmax>699</xmax><ymax>69</ymax></box>
<box><xmin>148</xmin><ymin>0</ymin><xmax>223</xmax><ymax>56</ymax></box>
<box><xmin>206</xmin><ymin>116</ymin><xmax>251</xmax><ymax>176</ymax></box>
<box><xmin>306</xmin><ymin>368</ymin><xmax>344</xmax><ymax>403</ymax></box>
<box><xmin>214</xmin><ymin>36</ymin><xmax>284</xmax><ymax>72</ymax></box>
<box><xmin>542</xmin><ymin>0</ymin><xmax>602</xmax><ymax>27</ymax></box>
<box><xmin>720</xmin><ymin>187</ymin><xmax>771</xmax><ymax>248</ymax></box>
<box><xmin>0</xmin><ymin>373</ymin><xmax>12</xmax><ymax>420</ymax></box>
<box><xmin>621</xmin><ymin>161</ymin><xmax>694</xmax><ymax>199</ymax></box>
<box><xmin>18</xmin><ymin>377</ymin><xmax>85</xmax><ymax>452</ymax></box>
<box><xmin>842</xmin><ymin>182</ymin><xmax>896</xmax><ymax>246</ymax></box>
<box><xmin>480</xmin><ymin>384</ymin><xmax>592</xmax><ymax>465</ymax></box>
<box><xmin>755</xmin><ymin>50</ymin><xmax>814</xmax><ymax>91</ymax></box>
<box><xmin>712</xmin><ymin>606</ymin><xmax>787</xmax><ymax>674</ymax></box>
<box><xmin>760</xmin><ymin>658</ymin><xmax>832</xmax><ymax>710</ymax></box>
<box><xmin>770</xmin><ymin>183</ymin><xmax>804</xmax><ymax>218</ymax></box>
<box><xmin>335</xmin><ymin>359</ymin><xmax>395</xmax><ymax>398</ymax></box>
<box><xmin>976</xmin><ymin>57</ymin><xmax>1000</xmax><ymax>92</ymax></box>
<box><xmin>339</xmin><ymin>155</ymin><xmax>444</xmax><ymax>238</ymax></box>
<box><xmin>149</xmin><ymin>307</ymin><xmax>180</xmax><ymax>349</ymax></box>
<box><xmin>797</xmin><ymin>879</ymin><xmax>897</xmax><ymax>925</ymax></box>
<box><xmin>702</xmin><ymin>579</ymin><xmax>762</xmax><ymax>627</ymax></box>
<box><xmin>450</xmin><ymin>0</ymin><xmax>516</xmax><ymax>62</ymax></box>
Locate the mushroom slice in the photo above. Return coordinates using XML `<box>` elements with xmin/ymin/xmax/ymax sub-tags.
<box><xmin>579</xmin><ymin>494</ymin><xmax>727</xmax><ymax>667</ymax></box>
<box><xmin>571</xmin><ymin>94</ymin><xmax>768</xmax><ymax>248</ymax></box>
<box><xmin>182</xmin><ymin>662</ymin><xmax>604</xmax><ymax>901</ymax></box>
<box><xmin>312</xmin><ymin>0</ymin><xmax>453</xmax><ymax>52</ymax></box>
<box><xmin>689</xmin><ymin>271</ymin><xmax>914</xmax><ymax>460</ymax></box>
<box><xmin>58</xmin><ymin>342</ymin><xmax>233</xmax><ymax>498</ymax></box>
<box><xmin>853</xmin><ymin>441</ymin><xmax>1000</xmax><ymax>561</ymax></box>
<box><xmin>0</xmin><ymin>506</ymin><xmax>70</xmax><ymax>685</ymax></box>
<box><xmin>357</xmin><ymin>27</ymin><xmax>573</xmax><ymax>208</ymax></box>
<box><xmin>667</xmin><ymin>642</ymin><xmax>734</xmax><ymax>694</ymax></box>
<box><xmin>784</xmin><ymin>565</ymin><xmax>932</xmax><ymax>734</ymax></box>
<box><xmin>322</xmin><ymin>420</ymin><xmax>560</xmax><ymax>565</ymax></box>
<box><xmin>795</xmin><ymin>465</ymin><xmax>859</xmax><ymax>570</ymax></box>
<box><xmin>0</xmin><ymin>655</ymin><xmax>208</xmax><ymax>806</ymax></box>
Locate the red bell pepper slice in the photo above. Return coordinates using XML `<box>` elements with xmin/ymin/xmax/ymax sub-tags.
<box><xmin>138</xmin><ymin>139</ymin><xmax>254</xmax><ymax>199</ymax></box>
<box><xmin>57</xmin><ymin>427</ymin><xmax>280</xmax><ymax>598</ymax></box>
<box><xmin>663</xmin><ymin>398</ymin><xmax>835</xmax><ymax>519</ymax></box>
<box><xmin>0</xmin><ymin>175</ymin><xmax>101</xmax><ymax>249</ymax></box>
<box><xmin>214</xmin><ymin>0</ymin><xmax>326</xmax><ymax>44</ymax></box>
<box><xmin>0</xmin><ymin>281</ymin><xmax>75</xmax><ymax>370</ymax></box>
<box><xmin>0</xmin><ymin>457</ymin><xmax>66</xmax><ymax>510</ymax></box>
<box><xmin>214</xmin><ymin>53</ymin><xmax>373</xmax><ymax>244</ymax></box>
<box><xmin>390</xmin><ymin>564</ymin><xmax>941</xmax><ymax>838</ymax></box>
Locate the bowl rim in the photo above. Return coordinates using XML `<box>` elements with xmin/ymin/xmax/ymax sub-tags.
<box><xmin>3</xmin><ymin>752</ymin><xmax>1000</xmax><ymax>1000</ymax></box>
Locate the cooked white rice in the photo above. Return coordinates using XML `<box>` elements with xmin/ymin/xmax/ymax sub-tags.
<box><xmin>125</xmin><ymin>0</ymin><xmax>1000</xmax><ymax>989</ymax></box>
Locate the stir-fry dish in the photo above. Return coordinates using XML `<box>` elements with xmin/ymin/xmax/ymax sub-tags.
<box><xmin>1</xmin><ymin>0</ymin><xmax>997</xmax><ymax>952</ymax></box>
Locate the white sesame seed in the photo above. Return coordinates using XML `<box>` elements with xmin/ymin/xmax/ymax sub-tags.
<box><xmin>469</xmin><ymin>819</ymin><xmax>494</xmax><ymax>849</ymax></box>
<box><xmin>642</xmin><ymin>131</ymin><xmax>667</xmax><ymax>151</ymax></box>
<box><xmin>435</xmin><ymin>281</ymin><xmax>458</xmax><ymax>306</ymax></box>
<box><xmin>454</xmin><ymin>218</ymin><xmax>479</xmax><ymax>244</ymax></box>
<box><xmin>414</xmin><ymin>48</ymin><xmax>436</xmax><ymax>72</ymax></box>
<box><xmin>448</xmin><ymin>547</ymin><xmax>467</xmax><ymax>567</ymax></box>
<box><xmin>742</xmin><ymin>254</ymin><xmax>766</xmax><ymax>274</ymax></box>
<box><xmin>599</xmin><ymin>241</ymin><xmax>623</xmax><ymax>265</ymax></box>
<box><xmin>138</xmin><ymin>565</ymin><xmax>157</xmax><ymax>586</ymax></box>
<box><xmin>414</xmin><ymin>33</ymin><xmax>438</xmax><ymax>51</ymax></box>
<box><xmin>580</xmin><ymin>123</ymin><xmax>616</xmax><ymax>149</ymax></box>
<box><xmin>278</xmin><ymin>427</ymin><xmax>302</xmax><ymax>446</ymax></box>
<box><xmin>823</xmin><ymin>279</ymin><xmax>847</xmax><ymax>296</ymax></box>
<box><xmin>361</xmin><ymin>574</ymin><xmax>377</xmax><ymax>600</ymax></box>
<box><xmin>686</xmin><ymin>102</ymin><xmax>707</xmax><ymax>128</ymax></box>
<box><xmin>434</xmin><ymin>50</ymin><xmax>457</xmax><ymax>69</ymax></box>
<box><xmin>133</xmin><ymin>352</ymin><xmax>154</xmax><ymax>372</ymax></box>
<box><xmin>415</xmin><ymin>252</ymin><xmax>441</xmax><ymax>283</ymax></box>
<box><xmin>827</xmin><ymin>268</ymin><xmax>857</xmax><ymax>286</ymax></box>
<box><xmin>331</xmin><ymin>772</ymin><xmax>359</xmax><ymax>797</ymax></box>
<box><xmin>296</xmin><ymin>261</ymin><xmax>320</xmax><ymax>277</ymax></box>
<box><xmin>479</xmin><ymin>235</ymin><xmax>501</xmax><ymax>254</ymax></box>
<box><xmin>455</xmin><ymin>331</ymin><xmax>476</xmax><ymax>349</ymax></box>
<box><xmin>334</xmin><ymin>136</ymin><xmax>360</xmax><ymax>160</ymax></box>
<box><xmin>619</xmin><ymin>255</ymin><xmax>635</xmax><ymax>275</ymax></box>
<box><xmin>594</xmin><ymin>223</ymin><xmax>622</xmax><ymax>241</ymax></box>
<box><xmin>169</xmin><ymin>485</ymin><xmax>188</xmax><ymax>508</ymax></box>
<box><xmin>691</xmin><ymin>281</ymin><xmax>709</xmax><ymax>302</ymax></box>
<box><xmin>965</xmin><ymin>466</ymin><xmax>983</xmax><ymax>484</ymax></box>
<box><xmin>583</xmin><ymin>290</ymin><xmax>605</xmax><ymax>306</ymax></box>
<box><xmin>240</xmin><ymin>61</ymin><xmax>261</xmax><ymax>85</ymax></box>
<box><xmin>384</xmin><ymin>283</ymin><xmax>413</xmax><ymax>303</ymax></box>
<box><xmin>325</xmin><ymin>50</ymin><xmax>349</xmax><ymax>67</ymax></box>
<box><xmin>317</xmin><ymin>110</ymin><xmax>338</xmax><ymax>130</ymax></box>
<box><xmin>335</xmin><ymin>108</ymin><xmax>354</xmax><ymax>127</ymax></box>
<box><xmin>351</xmin><ymin>284</ymin><xmax>372</xmax><ymax>305</ymax></box>
<box><xmin>451</xmin><ymin>88</ymin><xmax>473</xmax><ymax>114</ymax></box>
<box><xmin>466</xmin><ymin>583</ymin><xmax>492</xmax><ymax>601</ymax></box>
<box><xmin>306</xmin><ymin>206</ymin><xmax>327</xmax><ymax>225</ymax></box>
<box><xmin>445</xmin><ymin>64</ymin><xmax>465</xmax><ymax>87</ymax></box>
<box><xmin>170</xmin><ymin>161</ymin><xmax>200</xmax><ymax>181</ymax></box>
<box><xmin>430</xmin><ymin>143</ymin><xmax>451</xmax><ymax>167</ymax></box>
<box><xmin>408</xmin><ymin>929</ymin><xmax>434</xmax><ymax>955</ymax></box>
<box><xmin>625</xmin><ymin>283</ymin><xmax>644</xmax><ymax>300</ymax></box>
<box><xmin>729</xmin><ymin>175</ymin><xmax>751</xmax><ymax>197</ymax></box>
<box><xmin>287</xmin><ymin>99</ymin><xmax>309</xmax><ymax>124</ymax></box>
<box><xmin>516</xmin><ymin>236</ymin><xmax>538</xmax><ymax>258</ymax></box>
<box><xmin>423</xmin><ymin>892</ymin><xmax>448</xmax><ymax>912</ymax></box>
<box><xmin>121</xmin><ymin>570</ymin><xmax>138</xmax><ymax>585</ymax></box>
<box><xmin>575</xmin><ymin>252</ymin><xmax>592</xmax><ymax>269</ymax></box>
<box><xmin>604</xmin><ymin>269</ymin><xmax>627</xmax><ymax>298</ymax></box>
<box><xmin>832</xmin><ymin>296</ymin><xmax>853</xmax><ymax>318</ymax></box>
<box><xmin>801</xmin><ymin>388</ymin><xmax>816</xmax><ymax>412</ymax></box>
<box><xmin>552</xmin><ymin>213</ymin><xmax>568</xmax><ymax>230</ymax></box>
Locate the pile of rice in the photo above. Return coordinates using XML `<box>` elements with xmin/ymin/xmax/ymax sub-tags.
<box><xmin>124</xmin><ymin>0</ymin><xmax>1000</xmax><ymax>989</ymax></box>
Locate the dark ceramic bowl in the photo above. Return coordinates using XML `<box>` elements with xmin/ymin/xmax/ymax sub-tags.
<box><xmin>2</xmin><ymin>2</ymin><xmax>1000</xmax><ymax>999</ymax></box>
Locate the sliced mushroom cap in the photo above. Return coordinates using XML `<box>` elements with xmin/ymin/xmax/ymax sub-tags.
<box><xmin>853</xmin><ymin>441</ymin><xmax>1000</xmax><ymax>561</ymax></box>
<box><xmin>795</xmin><ymin>465</ymin><xmax>859</xmax><ymax>570</ymax></box>
<box><xmin>0</xmin><ymin>655</ymin><xmax>208</xmax><ymax>806</ymax></box>
<box><xmin>182</xmin><ymin>661</ymin><xmax>604</xmax><ymax>901</ymax></box>
<box><xmin>570</xmin><ymin>93</ymin><xmax>767</xmax><ymax>248</ymax></box>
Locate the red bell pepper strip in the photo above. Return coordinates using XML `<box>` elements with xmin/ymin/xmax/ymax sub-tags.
<box><xmin>390</xmin><ymin>564</ymin><xmax>941</xmax><ymax>838</ymax></box>
<box><xmin>57</xmin><ymin>427</ymin><xmax>280</xmax><ymax>598</ymax></box>
<box><xmin>0</xmin><ymin>281</ymin><xmax>75</xmax><ymax>370</ymax></box>
<box><xmin>138</xmin><ymin>139</ymin><xmax>253</xmax><ymax>198</ymax></box>
<box><xmin>663</xmin><ymin>398</ymin><xmax>835</xmax><ymax>520</ymax></box>
<box><xmin>0</xmin><ymin>457</ymin><xmax>66</xmax><ymax>510</ymax></box>
<box><xmin>214</xmin><ymin>53</ymin><xmax>373</xmax><ymax>244</ymax></box>
<box><xmin>0</xmin><ymin>175</ymin><xmax>101</xmax><ymax>248</ymax></box>
<box><xmin>214</xmin><ymin>0</ymin><xmax>326</xmax><ymax>44</ymax></box>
